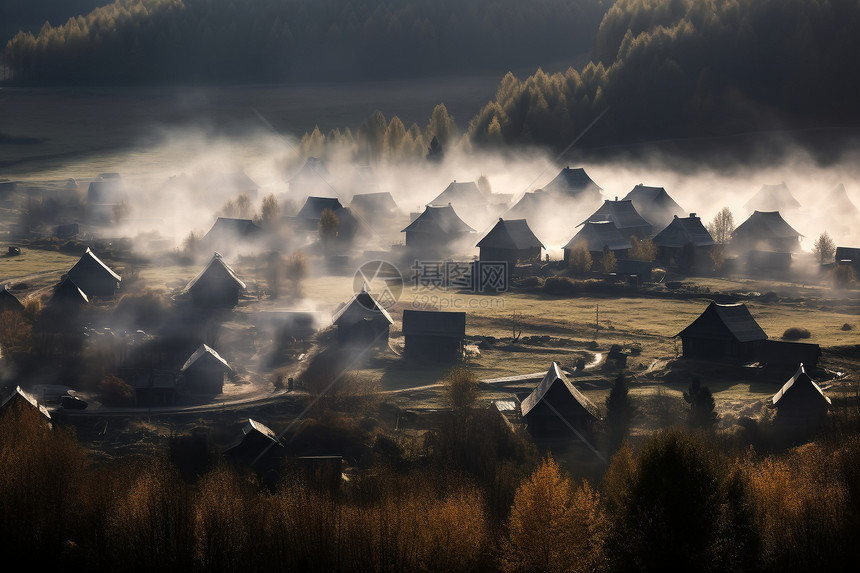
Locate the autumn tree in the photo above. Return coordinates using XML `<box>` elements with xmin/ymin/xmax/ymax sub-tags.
<box><xmin>812</xmin><ymin>231</ymin><xmax>836</xmax><ymax>264</ymax></box>
<box><xmin>502</xmin><ymin>456</ymin><xmax>605</xmax><ymax>573</ymax></box>
<box><xmin>318</xmin><ymin>207</ymin><xmax>339</xmax><ymax>253</ymax></box>
<box><xmin>707</xmin><ymin>207</ymin><xmax>734</xmax><ymax>245</ymax></box>
<box><xmin>601</xmin><ymin>249</ymin><xmax>617</xmax><ymax>273</ymax></box>
<box><xmin>629</xmin><ymin>237</ymin><xmax>657</xmax><ymax>261</ymax></box>
<box><xmin>568</xmin><ymin>243</ymin><xmax>592</xmax><ymax>273</ymax></box>
<box><xmin>445</xmin><ymin>365</ymin><xmax>478</xmax><ymax>412</ymax></box>
<box><xmin>284</xmin><ymin>251</ymin><xmax>307</xmax><ymax>298</ymax></box>
<box><xmin>258</xmin><ymin>194</ymin><xmax>281</xmax><ymax>229</ymax></box>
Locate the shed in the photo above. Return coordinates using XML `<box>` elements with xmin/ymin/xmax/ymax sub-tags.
<box><xmin>401</xmin><ymin>204</ymin><xmax>474</xmax><ymax>252</ymax></box>
<box><xmin>477</xmin><ymin>218</ymin><xmax>544</xmax><ymax>272</ymax></box>
<box><xmin>732</xmin><ymin>210</ymin><xmax>803</xmax><ymax>252</ymax></box>
<box><xmin>563</xmin><ymin>221</ymin><xmax>631</xmax><ymax>265</ymax></box>
<box><xmin>180</xmin><ymin>344</ymin><xmax>232</xmax><ymax>395</ymax></box>
<box><xmin>759</xmin><ymin>340</ymin><xmax>821</xmax><ymax>371</ymax></box>
<box><xmin>580</xmin><ymin>198</ymin><xmax>652</xmax><ymax>239</ymax></box>
<box><xmin>332</xmin><ymin>290</ymin><xmax>394</xmax><ymax>348</ymax></box>
<box><xmin>541</xmin><ymin>166</ymin><xmax>603</xmax><ymax>203</ymax></box>
<box><xmin>622</xmin><ymin>184</ymin><xmax>685</xmax><ymax>231</ymax></box>
<box><xmin>652</xmin><ymin>214</ymin><xmax>715</xmax><ymax>267</ymax></box>
<box><xmin>67</xmin><ymin>248</ymin><xmax>121</xmax><ymax>298</ymax></box>
<box><xmin>181</xmin><ymin>253</ymin><xmax>246</xmax><ymax>309</ymax></box>
<box><xmin>521</xmin><ymin>362</ymin><xmax>600</xmax><ymax>435</ymax></box>
<box><xmin>0</xmin><ymin>386</ymin><xmax>52</xmax><ymax>421</ymax></box>
<box><xmin>401</xmin><ymin>309</ymin><xmax>465</xmax><ymax>361</ymax></box>
<box><xmin>47</xmin><ymin>276</ymin><xmax>89</xmax><ymax>310</ymax></box>
<box><xmin>223</xmin><ymin>418</ymin><xmax>284</xmax><ymax>465</ymax></box>
<box><xmin>835</xmin><ymin>246</ymin><xmax>860</xmax><ymax>273</ymax></box>
<box><xmin>0</xmin><ymin>285</ymin><xmax>24</xmax><ymax>313</ymax></box>
<box><xmin>771</xmin><ymin>364</ymin><xmax>831</xmax><ymax>427</ymax></box>
<box><xmin>675</xmin><ymin>301</ymin><xmax>768</xmax><ymax>364</ymax></box>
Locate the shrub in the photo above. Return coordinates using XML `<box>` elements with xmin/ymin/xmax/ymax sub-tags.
<box><xmin>98</xmin><ymin>375</ymin><xmax>135</xmax><ymax>407</ymax></box>
<box><xmin>445</xmin><ymin>365</ymin><xmax>478</xmax><ymax>411</ymax></box>
<box><xmin>782</xmin><ymin>327</ymin><xmax>811</xmax><ymax>340</ymax></box>
<box><xmin>542</xmin><ymin>276</ymin><xmax>578</xmax><ymax>295</ymax></box>
<box><xmin>834</xmin><ymin>264</ymin><xmax>855</xmax><ymax>288</ymax></box>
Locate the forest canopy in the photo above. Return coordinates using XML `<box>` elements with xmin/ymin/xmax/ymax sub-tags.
<box><xmin>1</xmin><ymin>0</ymin><xmax>607</xmax><ymax>84</ymax></box>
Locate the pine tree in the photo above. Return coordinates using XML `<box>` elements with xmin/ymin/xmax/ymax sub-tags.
<box><xmin>605</xmin><ymin>373</ymin><xmax>636</xmax><ymax>455</ymax></box>
<box><xmin>683</xmin><ymin>377</ymin><xmax>718</xmax><ymax>431</ymax></box>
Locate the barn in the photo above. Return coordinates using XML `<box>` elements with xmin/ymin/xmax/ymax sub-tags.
<box><xmin>67</xmin><ymin>248</ymin><xmax>121</xmax><ymax>298</ymax></box>
<box><xmin>477</xmin><ymin>218</ymin><xmax>544</xmax><ymax>274</ymax></box>
<box><xmin>401</xmin><ymin>309</ymin><xmax>466</xmax><ymax>361</ymax></box>
<box><xmin>181</xmin><ymin>253</ymin><xmax>246</xmax><ymax>309</ymax></box>
<box><xmin>332</xmin><ymin>290</ymin><xmax>394</xmax><ymax>349</ymax></box>
<box><xmin>675</xmin><ymin>301</ymin><xmax>768</xmax><ymax>364</ymax></box>
<box><xmin>521</xmin><ymin>362</ymin><xmax>600</xmax><ymax>436</ymax></box>
<box><xmin>180</xmin><ymin>344</ymin><xmax>232</xmax><ymax>395</ymax></box>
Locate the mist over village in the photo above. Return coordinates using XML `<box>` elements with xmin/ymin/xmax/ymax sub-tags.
<box><xmin>2</xmin><ymin>1</ymin><xmax>860</xmax><ymax>572</ymax></box>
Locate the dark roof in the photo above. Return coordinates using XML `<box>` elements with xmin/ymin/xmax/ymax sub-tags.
<box><xmin>180</xmin><ymin>344</ymin><xmax>232</xmax><ymax>373</ymax></box>
<box><xmin>0</xmin><ymin>386</ymin><xmax>51</xmax><ymax>420</ymax></box>
<box><xmin>772</xmin><ymin>364</ymin><xmax>831</xmax><ymax>407</ymax></box>
<box><xmin>0</xmin><ymin>285</ymin><xmax>24</xmax><ymax>312</ymax></box>
<box><xmin>580</xmin><ymin>199</ymin><xmax>651</xmax><ymax>232</ymax></box>
<box><xmin>50</xmin><ymin>276</ymin><xmax>89</xmax><ymax>306</ymax></box>
<box><xmin>68</xmin><ymin>248</ymin><xmax>121</xmax><ymax>283</ymax></box>
<box><xmin>521</xmin><ymin>362</ymin><xmax>600</xmax><ymax>420</ymax></box>
<box><xmin>349</xmin><ymin>192</ymin><xmax>398</xmax><ymax>213</ymax></box>
<box><xmin>289</xmin><ymin>157</ymin><xmax>331</xmax><ymax>182</ymax></box>
<box><xmin>296</xmin><ymin>196</ymin><xmax>344</xmax><ymax>220</ymax></box>
<box><xmin>542</xmin><ymin>166</ymin><xmax>603</xmax><ymax>199</ymax></box>
<box><xmin>622</xmin><ymin>184</ymin><xmax>685</xmax><ymax>229</ymax></box>
<box><xmin>429</xmin><ymin>180</ymin><xmax>484</xmax><ymax>206</ymax></box>
<box><xmin>652</xmin><ymin>215</ymin><xmax>715</xmax><ymax>248</ymax></box>
<box><xmin>223</xmin><ymin>418</ymin><xmax>283</xmax><ymax>454</ymax></box>
<box><xmin>564</xmin><ymin>221</ymin><xmax>631</xmax><ymax>251</ymax></box>
<box><xmin>733</xmin><ymin>210</ymin><xmax>803</xmax><ymax>240</ymax></box>
<box><xmin>836</xmin><ymin>246</ymin><xmax>860</xmax><ymax>263</ymax></box>
<box><xmin>401</xmin><ymin>309</ymin><xmax>465</xmax><ymax>337</ymax></box>
<box><xmin>332</xmin><ymin>290</ymin><xmax>394</xmax><ymax>326</ymax></box>
<box><xmin>401</xmin><ymin>204</ymin><xmax>474</xmax><ymax>235</ymax></box>
<box><xmin>181</xmin><ymin>253</ymin><xmax>246</xmax><ymax>294</ymax></box>
<box><xmin>504</xmin><ymin>190</ymin><xmax>553</xmax><ymax>220</ymax></box>
<box><xmin>676</xmin><ymin>301</ymin><xmax>768</xmax><ymax>343</ymax></box>
<box><xmin>202</xmin><ymin>218</ymin><xmax>263</xmax><ymax>241</ymax></box>
<box><xmin>744</xmin><ymin>182</ymin><xmax>801</xmax><ymax>212</ymax></box>
<box><xmin>477</xmin><ymin>218</ymin><xmax>544</xmax><ymax>250</ymax></box>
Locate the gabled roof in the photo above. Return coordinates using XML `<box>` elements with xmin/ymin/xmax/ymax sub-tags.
<box><xmin>401</xmin><ymin>204</ymin><xmax>475</xmax><ymax>235</ymax></box>
<box><xmin>401</xmin><ymin>309</ymin><xmax>465</xmax><ymax>337</ymax></box>
<box><xmin>181</xmin><ymin>253</ymin><xmax>246</xmax><ymax>294</ymax></box>
<box><xmin>676</xmin><ymin>301</ymin><xmax>768</xmax><ymax>343</ymax></box>
<box><xmin>180</xmin><ymin>344</ymin><xmax>232</xmax><ymax>373</ymax></box>
<box><xmin>69</xmin><ymin>248</ymin><xmax>121</xmax><ymax>282</ymax></box>
<box><xmin>203</xmin><ymin>218</ymin><xmax>263</xmax><ymax>241</ymax></box>
<box><xmin>771</xmin><ymin>364</ymin><xmax>831</xmax><ymax>407</ymax></box>
<box><xmin>0</xmin><ymin>386</ymin><xmax>51</xmax><ymax>420</ymax></box>
<box><xmin>653</xmin><ymin>215</ymin><xmax>715</xmax><ymax>248</ymax></box>
<box><xmin>826</xmin><ymin>184</ymin><xmax>860</xmax><ymax>218</ymax></box>
<box><xmin>521</xmin><ymin>362</ymin><xmax>600</xmax><ymax>420</ymax></box>
<box><xmin>223</xmin><ymin>418</ymin><xmax>283</xmax><ymax>454</ymax></box>
<box><xmin>289</xmin><ymin>157</ymin><xmax>331</xmax><ymax>182</ymax></box>
<box><xmin>744</xmin><ymin>182</ymin><xmax>801</xmax><ymax>212</ymax></box>
<box><xmin>580</xmin><ymin>199</ymin><xmax>651</xmax><ymax>232</ymax></box>
<box><xmin>429</xmin><ymin>180</ymin><xmax>485</xmax><ymax>206</ymax></box>
<box><xmin>0</xmin><ymin>285</ymin><xmax>24</xmax><ymax>311</ymax></box>
<box><xmin>564</xmin><ymin>221</ymin><xmax>631</xmax><ymax>251</ymax></box>
<box><xmin>296</xmin><ymin>196</ymin><xmax>344</xmax><ymax>220</ymax></box>
<box><xmin>542</xmin><ymin>166</ymin><xmax>603</xmax><ymax>199</ymax></box>
<box><xmin>50</xmin><ymin>276</ymin><xmax>89</xmax><ymax>305</ymax></box>
<box><xmin>349</xmin><ymin>192</ymin><xmax>398</xmax><ymax>213</ymax></box>
<box><xmin>733</xmin><ymin>210</ymin><xmax>803</xmax><ymax>240</ymax></box>
<box><xmin>332</xmin><ymin>290</ymin><xmax>394</xmax><ymax>325</ymax></box>
<box><xmin>622</xmin><ymin>184</ymin><xmax>685</xmax><ymax>229</ymax></box>
<box><xmin>477</xmin><ymin>218</ymin><xmax>544</xmax><ymax>250</ymax></box>
<box><xmin>504</xmin><ymin>190</ymin><xmax>553</xmax><ymax>220</ymax></box>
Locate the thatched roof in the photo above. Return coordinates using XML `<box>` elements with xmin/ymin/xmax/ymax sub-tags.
<box><xmin>580</xmin><ymin>199</ymin><xmax>651</xmax><ymax>233</ymax></box>
<box><xmin>50</xmin><ymin>276</ymin><xmax>89</xmax><ymax>306</ymax></box>
<box><xmin>401</xmin><ymin>204</ymin><xmax>474</xmax><ymax>235</ymax></box>
<box><xmin>542</xmin><ymin>166</ymin><xmax>603</xmax><ymax>200</ymax></box>
<box><xmin>181</xmin><ymin>253</ymin><xmax>246</xmax><ymax>294</ymax></box>
<box><xmin>733</xmin><ymin>210</ymin><xmax>803</xmax><ymax>240</ymax></box>
<box><xmin>521</xmin><ymin>362</ymin><xmax>600</xmax><ymax>420</ymax></box>
<box><xmin>676</xmin><ymin>301</ymin><xmax>768</xmax><ymax>342</ymax></box>
<box><xmin>652</xmin><ymin>215</ymin><xmax>715</xmax><ymax>248</ymax></box>
<box><xmin>622</xmin><ymin>184</ymin><xmax>685</xmax><ymax>230</ymax></box>
<box><xmin>477</xmin><ymin>218</ymin><xmax>544</xmax><ymax>250</ymax></box>
<box><xmin>564</xmin><ymin>221</ymin><xmax>630</xmax><ymax>252</ymax></box>
<box><xmin>744</xmin><ymin>182</ymin><xmax>801</xmax><ymax>212</ymax></box>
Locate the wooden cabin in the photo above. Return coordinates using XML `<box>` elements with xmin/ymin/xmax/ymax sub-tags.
<box><xmin>477</xmin><ymin>218</ymin><xmax>544</xmax><ymax>275</ymax></box>
<box><xmin>401</xmin><ymin>309</ymin><xmax>465</xmax><ymax>361</ymax></box>
<box><xmin>731</xmin><ymin>210</ymin><xmax>803</xmax><ymax>253</ymax></box>
<box><xmin>180</xmin><ymin>344</ymin><xmax>232</xmax><ymax>395</ymax></box>
<box><xmin>771</xmin><ymin>364</ymin><xmax>831</xmax><ymax>428</ymax></box>
<box><xmin>581</xmin><ymin>198</ymin><xmax>652</xmax><ymax>239</ymax></box>
<box><xmin>622</xmin><ymin>184</ymin><xmax>685</xmax><ymax>232</ymax></box>
<box><xmin>332</xmin><ymin>290</ymin><xmax>394</xmax><ymax>348</ymax></box>
<box><xmin>652</xmin><ymin>214</ymin><xmax>715</xmax><ymax>267</ymax></box>
<box><xmin>675</xmin><ymin>301</ymin><xmax>768</xmax><ymax>364</ymax></box>
<box><xmin>521</xmin><ymin>362</ymin><xmax>600</xmax><ymax>436</ymax></box>
<box><xmin>401</xmin><ymin>204</ymin><xmax>474</xmax><ymax>254</ymax></box>
<box><xmin>541</xmin><ymin>166</ymin><xmax>603</xmax><ymax>204</ymax></box>
<box><xmin>744</xmin><ymin>182</ymin><xmax>801</xmax><ymax>213</ymax></box>
<box><xmin>563</xmin><ymin>221</ymin><xmax>631</xmax><ymax>265</ymax></box>
<box><xmin>181</xmin><ymin>253</ymin><xmax>246</xmax><ymax>309</ymax></box>
<box><xmin>67</xmin><ymin>248</ymin><xmax>121</xmax><ymax>298</ymax></box>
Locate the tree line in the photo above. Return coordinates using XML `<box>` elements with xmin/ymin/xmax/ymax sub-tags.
<box><xmin>2</xmin><ymin>0</ymin><xmax>606</xmax><ymax>84</ymax></box>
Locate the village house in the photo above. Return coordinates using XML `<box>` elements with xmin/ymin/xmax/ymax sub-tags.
<box><xmin>771</xmin><ymin>363</ymin><xmax>831</xmax><ymax>428</ymax></box>
<box><xmin>581</xmin><ymin>198</ymin><xmax>652</xmax><ymax>240</ymax></box>
<box><xmin>621</xmin><ymin>184</ymin><xmax>686</xmax><ymax>232</ymax></box>
<box><xmin>223</xmin><ymin>418</ymin><xmax>284</xmax><ymax>468</ymax></box>
<box><xmin>180</xmin><ymin>343</ymin><xmax>232</xmax><ymax>395</ymax></box>
<box><xmin>200</xmin><ymin>217</ymin><xmax>263</xmax><ymax>252</ymax></box>
<box><xmin>181</xmin><ymin>253</ymin><xmax>246</xmax><ymax>309</ymax></box>
<box><xmin>401</xmin><ymin>309</ymin><xmax>466</xmax><ymax>361</ymax></box>
<box><xmin>332</xmin><ymin>289</ymin><xmax>394</xmax><ymax>349</ymax></box>
<box><xmin>67</xmin><ymin>248</ymin><xmax>121</xmax><ymax>298</ymax></box>
<box><xmin>47</xmin><ymin>276</ymin><xmax>89</xmax><ymax>311</ymax></box>
<box><xmin>651</xmin><ymin>214</ymin><xmax>715</xmax><ymax>267</ymax></box>
<box><xmin>521</xmin><ymin>362</ymin><xmax>601</xmax><ymax>436</ymax></box>
<box><xmin>563</xmin><ymin>220</ymin><xmax>631</xmax><ymax>265</ymax></box>
<box><xmin>675</xmin><ymin>301</ymin><xmax>768</xmax><ymax>364</ymax></box>
<box><xmin>541</xmin><ymin>166</ymin><xmax>603</xmax><ymax>204</ymax></box>
<box><xmin>0</xmin><ymin>285</ymin><xmax>24</xmax><ymax>313</ymax></box>
<box><xmin>744</xmin><ymin>182</ymin><xmax>801</xmax><ymax>213</ymax></box>
<box><xmin>476</xmin><ymin>218</ymin><xmax>544</xmax><ymax>276</ymax></box>
<box><xmin>731</xmin><ymin>210</ymin><xmax>803</xmax><ymax>253</ymax></box>
<box><xmin>401</xmin><ymin>204</ymin><xmax>474</xmax><ymax>255</ymax></box>
<box><xmin>349</xmin><ymin>192</ymin><xmax>399</xmax><ymax>225</ymax></box>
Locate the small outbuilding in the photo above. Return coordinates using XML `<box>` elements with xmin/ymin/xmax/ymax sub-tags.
<box><xmin>580</xmin><ymin>198</ymin><xmax>652</xmax><ymax>239</ymax></box>
<box><xmin>675</xmin><ymin>301</ymin><xmax>768</xmax><ymax>364</ymax></box>
<box><xmin>181</xmin><ymin>253</ymin><xmax>246</xmax><ymax>309</ymax></box>
<box><xmin>180</xmin><ymin>344</ymin><xmax>232</xmax><ymax>395</ymax></box>
<box><xmin>771</xmin><ymin>364</ymin><xmax>831</xmax><ymax>428</ymax></box>
<box><xmin>521</xmin><ymin>362</ymin><xmax>600</xmax><ymax>435</ymax></box>
<box><xmin>477</xmin><ymin>218</ymin><xmax>544</xmax><ymax>273</ymax></box>
<box><xmin>223</xmin><ymin>418</ymin><xmax>284</xmax><ymax>467</ymax></box>
<box><xmin>0</xmin><ymin>285</ymin><xmax>24</xmax><ymax>313</ymax></box>
<box><xmin>835</xmin><ymin>246</ymin><xmax>860</xmax><ymax>274</ymax></box>
<box><xmin>401</xmin><ymin>309</ymin><xmax>466</xmax><ymax>361</ymax></box>
<box><xmin>332</xmin><ymin>289</ymin><xmax>394</xmax><ymax>348</ymax></box>
<box><xmin>47</xmin><ymin>276</ymin><xmax>89</xmax><ymax>310</ymax></box>
<box><xmin>67</xmin><ymin>248</ymin><xmax>121</xmax><ymax>298</ymax></box>
<box><xmin>759</xmin><ymin>340</ymin><xmax>821</xmax><ymax>371</ymax></box>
